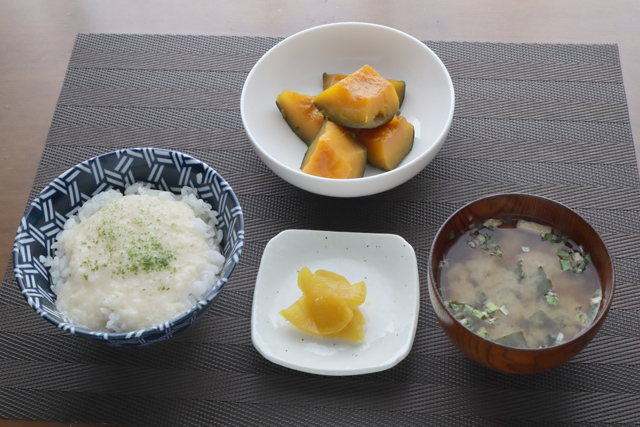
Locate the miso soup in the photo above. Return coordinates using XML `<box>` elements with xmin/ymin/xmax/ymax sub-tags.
<box><xmin>438</xmin><ymin>217</ymin><xmax>602</xmax><ymax>349</ymax></box>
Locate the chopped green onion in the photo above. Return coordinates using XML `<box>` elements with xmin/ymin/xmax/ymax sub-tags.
<box><xmin>472</xmin><ymin>309</ymin><xmax>486</xmax><ymax>320</ymax></box>
<box><xmin>576</xmin><ymin>307</ymin><xmax>588</xmax><ymax>324</ymax></box>
<box><xmin>559</xmin><ymin>259</ymin><xmax>573</xmax><ymax>271</ymax></box>
<box><xmin>542</xmin><ymin>232</ymin><xmax>569</xmax><ymax>244</ymax></box>
<box><xmin>477</xmin><ymin>327</ymin><xmax>489</xmax><ymax>338</ymax></box>
<box><xmin>471</xmin><ymin>231</ymin><xmax>503</xmax><ymax>258</ymax></box>
<box><xmin>485</xmin><ymin>301</ymin><xmax>500</xmax><ymax>314</ymax></box>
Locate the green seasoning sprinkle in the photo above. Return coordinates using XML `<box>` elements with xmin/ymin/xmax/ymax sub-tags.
<box><xmin>477</xmin><ymin>327</ymin><xmax>489</xmax><ymax>338</ymax></box>
<box><xmin>448</xmin><ymin>231</ymin><xmax>456</xmax><ymax>241</ymax></box>
<box><xmin>463</xmin><ymin>304</ymin><xmax>474</xmax><ymax>315</ymax></box>
<box><xmin>82</xmin><ymin>273</ymin><xmax>88</xmax><ymax>281</ymax></box>
<box><xmin>461</xmin><ymin>318</ymin><xmax>472</xmax><ymax>328</ymax></box>
<box><xmin>124</xmin><ymin>236</ymin><xmax>175</xmax><ymax>276</ymax></box>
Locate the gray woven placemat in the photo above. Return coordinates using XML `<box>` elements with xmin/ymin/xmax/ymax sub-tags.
<box><xmin>1</xmin><ymin>34</ymin><xmax>639</xmax><ymax>426</ymax></box>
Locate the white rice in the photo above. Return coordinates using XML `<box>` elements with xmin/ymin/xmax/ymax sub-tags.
<box><xmin>40</xmin><ymin>183</ymin><xmax>225</xmax><ymax>333</ymax></box>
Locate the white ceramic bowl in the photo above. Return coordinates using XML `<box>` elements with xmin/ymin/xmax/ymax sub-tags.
<box><xmin>251</xmin><ymin>230</ymin><xmax>420</xmax><ymax>376</ymax></box>
<box><xmin>241</xmin><ymin>22</ymin><xmax>455</xmax><ymax>198</ymax></box>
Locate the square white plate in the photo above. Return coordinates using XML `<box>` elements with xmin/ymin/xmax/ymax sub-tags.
<box><xmin>251</xmin><ymin>229</ymin><xmax>420</xmax><ymax>376</ymax></box>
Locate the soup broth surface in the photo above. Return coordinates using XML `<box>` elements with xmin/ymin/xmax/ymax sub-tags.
<box><xmin>439</xmin><ymin>218</ymin><xmax>601</xmax><ymax>349</ymax></box>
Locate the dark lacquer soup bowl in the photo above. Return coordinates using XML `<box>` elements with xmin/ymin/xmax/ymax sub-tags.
<box><xmin>428</xmin><ymin>193</ymin><xmax>614</xmax><ymax>374</ymax></box>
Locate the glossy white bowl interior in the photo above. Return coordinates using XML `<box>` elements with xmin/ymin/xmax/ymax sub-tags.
<box><xmin>241</xmin><ymin>22</ymin><xmax>455</xmax><ymax>198</ymax></box>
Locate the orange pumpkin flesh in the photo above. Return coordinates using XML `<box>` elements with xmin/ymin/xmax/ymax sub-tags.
<box><xmin>314</xmin><ymin>65</ymin><xmax>400</xmax><ymax>129</ymax></box>
<box><xmin>322</xmin><ymin>73</ymin><xmax>347</xmax><ymax>90</ymax></box>
<box><xmin>275</xmin><ymin>90</ymin><xmax>324</xmax><ymax>145</ymax></box>
<box><xmin>349</xmin><ymin>116</ymin><xmax>414</xmax><ymax>171</ymax></box>
<box><xmin>322</xmin><ymin>73</ymin><xmax>406</xmax><ymax>108</ymax></box>
<box><xmin>388</xmin><ymin>79</ymin><xmax>406</xmax><ymax>107</ymax></box>
<box><xmin>301</xmin><ymin>120</ymin><xmax>366</xmax><ymax>179</ymax></box>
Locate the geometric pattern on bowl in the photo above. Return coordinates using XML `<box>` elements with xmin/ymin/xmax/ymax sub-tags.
<box><xmin>13</xmin><ymin>148</ymin><xmax>244</xmax><ymax>346</ymax></box>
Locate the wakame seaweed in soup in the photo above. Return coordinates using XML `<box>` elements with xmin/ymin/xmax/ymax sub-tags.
<box><xmin>439</xmin><ymin>218</ymin><xmax>602</xmax><ymax>349</ymax></box>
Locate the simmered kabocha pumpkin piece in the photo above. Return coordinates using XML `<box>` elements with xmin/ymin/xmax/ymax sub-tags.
<box><xmin>301</xmin><ymin>119</ymin><xmax>367</xmax><ymax>179</ymax></box>
<box><xmin>322</xmin><ymin>72</ymin><xmax>347</xmax><ymax>90</ymax></box>
<box><xmin>322</xmin><ymin>73</ymin><xmax>406</xmax><ymax>108</ymax></box>
<box><xmin>314</xmin><ymin>269</ymin><xmax>366</xmax><ymax>309</ymax></box>
<box><xmin>275</xmin><ymin>90</ymin><xmax>325</xmax><ymax>145</ymax></box>
<box><xmin>324</xmin><ymin>308</ymin><xmax>365</xmax><ymax>342</ymax></box>
<box><xmin>349</xmin><ymin>116</ymin><xmax>414</xmax><ymax>171</ymax></box>
<box><xmin>314</xmin><ymin>65</ymin><xmax>400</xmax><ymax>129</ymax></box>
<box><xmin>297</xmin><ymin>266</ymin><xmax>353</xmax><ymax>335</ymax></box>
<box><xmin>388</xmin><ymin>79</ymin><xmax>406</xmax><ymax>108</ymax></box>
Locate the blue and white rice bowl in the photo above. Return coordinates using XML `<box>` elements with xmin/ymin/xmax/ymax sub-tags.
<box><xmin>13</xmin><ymin>148</ymin><xmax>244</xmax><ymax>346</ymax></box>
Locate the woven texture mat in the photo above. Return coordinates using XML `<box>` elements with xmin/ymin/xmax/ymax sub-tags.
<box><xmin>1</xmin><ymin>34</ymin><xmax>639</xmax><ymax>426</ymax></box>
